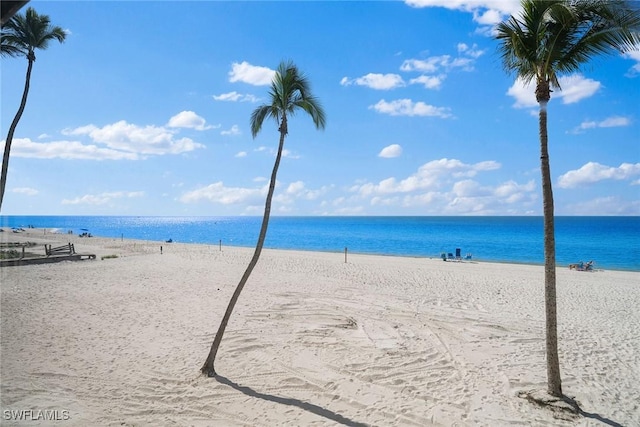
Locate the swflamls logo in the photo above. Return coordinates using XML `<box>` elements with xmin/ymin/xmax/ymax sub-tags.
<box><xmin>3</xmin><ymin>409</ymin><xmax>71</xmax><ymax>421</ymax></box>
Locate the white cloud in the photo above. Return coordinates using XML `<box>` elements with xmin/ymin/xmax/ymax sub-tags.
<box><xmin>180</xmin><ymin>182</ymin><xmax>268</xmax><ymax>205</ymax></box>
<box><xmin>370</xmin><ymin>99</ymin><xmax>452</xmax><ymax>118</ymax></box>
<box><xmin>340</xmin><ymin>73</ymin><xmax>405</xmax><ymax>90</ymax></box>
<box><xmin>457</xmin><ymin>42</ymin><xmax>485</xmax><ymax>58</ymax></box>
<box><xmin>401</xmin><ymin>56</ymin><xmax>452</xmax><ymax>73</ymax></box>
<box><xmin>378</xmin><ymin>144</ymin><xmax>403</xmax><ymax>158</ymax></box>
<box><xmin>401</xmin><ymin>53</ymin><xmax>478</xmax><ymax>74</ymax></box>
<box><xmin>10</xmin><ymin>117</ymin><xmax>207</xmax><ymax>161</ymax></box>
<box><xmin>398</xmin><ymin>48</ymin><xmax>481</xmax><ymax>92</ymax></box>
<box><xmin>286</xmin><ymin>181</ymin><xmax>306</xmax><ymax>194</ymax></box>
<box><xmin>493</xmin><ymin>179</ymin><xmax>536</xmax><ymax>202</ymax></box>
<box><xmin>352</xmin><ymin>161</ymin><xmax>536</xmax><ymax>215</ymax></box>
<box><xmin>404</xmin><ymin>0</ymin><xmax>521</xmax><ymax>26</ymax></box>
<box><xmin>452</xmin><ymin>179</ymin><xmax>494</xmax><ymax>198</ymax></box>
<box><xmin>235</xmin><ymin>151</ymin><xmax>247</xmax><ymax>158</ymax></box>
<box><xmin>473</xmin><ymin>7</ymin><xmax>504</xmax><ymax>26</ymax></box>
<box><xmin>562</xmin><ymin>196</ymin><xmax>640</xmax><ymax>215</ymax></box>
<box><xmin>599</xmin><ymin>116</ymin><xmax>632</xmax><ymax>128</ymax></box>
<box><xmin>558</xmin><ymin>162</ymin><xmax>640</xmax><ymax>189</ymax></box>
<box><xmin>623</xmin><ymin>50</ymin><xmax>640</xmax><ymax>76</ymax></box>
<box><xmin>62</xmin><ymin>191</ymin><xmax>144</xmax><ymax>205</ymax></box>
<box><xmin>167</xmin><ymin>111</ymin><xmax>214</xmax><ymax>130</ymax></box>
<box><xmin>228</xmin><ymin>61</ymin><xmax>275</xmax><ymax>86</ymax></box>
<box><xmin>507</xmin><ymin>74</ymin><xmax>601</xmax><ymax>108</ymax></box>
<box><xmin>9</xmin><ymin>138</ymin><xmax>140</xmax><ymax>160</ymax></box>
<box><xmin>213</xmin><ymin>91</ymin><xmax>259</xmax><ymax>102</ymax></box>
<box><xmin>506</xmin><ymin>78</ymin><xmax>536</xmax><ymax>108</ymax></box>
<box><xmin>570</xmin><ymin>116</ymin><xmax>631</xmax><ymax>134</ymax></box>
<box><xmin>282</xmin><ymin>149</ymin><xmax>301</xmax><ymax>159</ymax></box>
<box><xmin>558</xmin><ymin>74</ymin><xmax>601</xmax><ymax>104</ymax></box>
<box><xmin>273</xmin><ymin>180</ymin><xmax>333</xmax><ymax>207</ymax></box>
<box><xmin>352</xmin><ymin>158</ymin><xmax>501</xmax><ymax>196</ymax></box>
<box><xmin>277</xmin><ymin>181</ymin><xmax>313</xmax><ymax>204</ymax></box>
<box><xmin>409</xmin><ymin>75</ymin><xmax>444</xmax><ymax>89</ymax></box>
<box><xmin>341</xmin><ymin>43</ymin><xmax>482</xmax><ymax>96</ymax></box>
<box><xmin>11</xmin><ymin>187</ymin><xmax>39</xmax><ymax>196</ymax></box>
<box><xmin>221</xmin><ymin>125</ymin><xmax>241</xmax><ymax>136</ymax></box>
<box><xmin>63</xmin><ymin>120</ymin><xmax>205</xmax><ymax>155</ymax></box>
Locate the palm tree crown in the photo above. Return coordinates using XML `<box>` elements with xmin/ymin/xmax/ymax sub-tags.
<box><xmin>496</xmin><ymin>0</ymin><xmax>640</xmax><ymax>102</ymax></box>
<box><xmin>250</xmin><ymin>61</ymin><xmax>326</xmax><ymax>138</ymax></box>
<box><xmin>1</xmin><ymin>7</ymin><xmax>66</xmax><ymax>60</ymax></box>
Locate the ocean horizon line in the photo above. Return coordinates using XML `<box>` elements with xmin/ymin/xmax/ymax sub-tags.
<box><xmin>2</xmin><ymin>215</ymin><xmax>638</xmax><ymax>272</ymax></box>
<box><xmin>3</xmin><ymin>214</ymin><xmax>638</xmax><ymax>218</ymax></box>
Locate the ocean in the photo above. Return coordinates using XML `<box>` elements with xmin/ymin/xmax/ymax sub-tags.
<box><xmin>1</xmin><ymin>216</ymin><xmax>638</xmax><ymax>271</ymax></box>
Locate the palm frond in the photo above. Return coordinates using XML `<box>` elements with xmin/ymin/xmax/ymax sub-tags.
<box><xmin>0</xmin><ymin>39</ymin><xmax>22</xmax><ymax>57</ymax></box>
<box><xmin>495</xmin><ymin>0</ymin><xmax>640</xmax><ymax>89</ymax></box>
<box><xmin>250</xmin><ymin>60</ymin><xmax>326</xmax><ymax>139</ymax></box>
<box><xmin>250</xmin><ymin>105</ymin><xmax>273</xmax><ymax>138</ymax></box>
<box><xmin>1</xmin><ymin>7</ymin><xmax>66</xmax><ymax>60</ymax></box>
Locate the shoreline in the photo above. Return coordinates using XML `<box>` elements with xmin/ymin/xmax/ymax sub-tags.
<box><xmin>2</xmin><ymin>227</ymin><xmax>634</xmax><ymax>272</ymax></box>
<box><xmin>3</xmin><ymin>216</ymin><xmax>638</xmax><ymax>272</ymax></box>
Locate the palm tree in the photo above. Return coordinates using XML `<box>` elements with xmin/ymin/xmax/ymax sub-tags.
<box><xmin>0</xmin><ymin>7</ymin><xmax>66</xmax><ymax>211</ymax></box>
<box><xmin>202</xmin><ymin>60</ymin><xmax>326</xmax><ymax>377</ymax></box>
<box><xmin>495</xmin><ymin>0</ymin><xmax>640</xmax><ymax>397</ymax></box>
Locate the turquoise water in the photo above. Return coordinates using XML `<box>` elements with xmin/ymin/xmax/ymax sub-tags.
<box><xmin>2</xmin><ymin>216</ymin><xmax>638</xmax><ymax>271</ymax></box>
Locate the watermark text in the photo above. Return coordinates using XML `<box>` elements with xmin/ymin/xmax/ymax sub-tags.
<box><xmin>3</xmin><ymin>409</ymin><xmax>70</xmax><ymax>421</ymax></box>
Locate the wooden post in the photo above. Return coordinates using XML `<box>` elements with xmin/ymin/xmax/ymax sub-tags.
<box><xmin>344</xmin><ymin>247</ymin><xmax>348</xmax><ymax>263</ymax></box>
<box><xmin>219</xmin><ymin>240</ymin><xmax>222</xmax><ymax>251</ymax></box>
<box><xmin>21</xmin><ymin>246</ymin><xmax>25</xmax><ymax>259</ymax></box>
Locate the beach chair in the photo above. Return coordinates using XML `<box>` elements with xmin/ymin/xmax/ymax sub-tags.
<box><xmin>569</xmin><ymin>260</ymin><xmax>594</xmax><ymax>271</ymax></box>
<box><xmin>582</xmin><ymin>260</ymin><xmax>594</xmax><ymax>271</ymax></box>
<box><xmin>455</xmin><ymin>248</ymin><xmax>461</xmax><ymax>261</ymax></box>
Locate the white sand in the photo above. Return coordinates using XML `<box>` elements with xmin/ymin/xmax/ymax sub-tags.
<box><xmin>1</xmin><ymin>228</ymin><xmax>639</xmax><ymax>426</ymax></box>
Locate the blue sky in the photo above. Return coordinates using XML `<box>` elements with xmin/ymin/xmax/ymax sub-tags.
<box><xmin>1</xmin><ymin>0</ymin><xmax>639</xmax><ymax>216</ymax></box>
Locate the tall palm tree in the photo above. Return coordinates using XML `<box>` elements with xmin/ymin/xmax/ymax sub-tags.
<box><xmin>495</xmin><ymin>0</ymin><xmax>640</xmax><ymax>397</ymax></box>
<box><xmin>202</xmin><ymin>61</ymin><xmax>326</xmax><ymax>377</ymax></box>
<box><xmin>0</xmin><ymin>7</ymin><xmax>66</xmax><ymax>211</ymax></box>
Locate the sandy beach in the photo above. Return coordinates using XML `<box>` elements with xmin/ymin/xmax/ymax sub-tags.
<box><xmin>1</xmin><ymin>228</ymin><xmax>639</xmax><ymax>426</ymax></box>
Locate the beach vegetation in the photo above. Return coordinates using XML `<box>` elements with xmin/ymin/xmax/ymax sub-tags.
<box><xmin>202</xmin><ymin>60</ymin><xmax>326</xmax><ymax>377</ymax></box>
<box><xmin>495</xmin><ymin>0</ymin><xmax>640</xmax><ymax>399</ymax></box>
<box><xmin>0</xmin><ymin>7</ymin><xmax>66</xmax><ymax>211</ymax></box>
<box><xmin>101</xmin><ymin>254</ymin><xmax>119</xmax><ymax>260</ymax></box>
<box><xmin>0</xmin><ymin>248</ymin><xmax>39</xmax><ymax>259</ymax></box>
<box><xmin>0</xmin><ymin>249</ymin><xmax>20</xmax><ymax>259</ymax></box>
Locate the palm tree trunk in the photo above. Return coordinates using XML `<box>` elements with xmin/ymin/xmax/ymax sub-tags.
<box><xmin>539</xmin><ymin>99</ymin><xmax>562</xmax><ymax>397</ymax></box>
<box><xmin>0</xmin><ymin>56</ymin><xmax>33</xmax><ymax>212</ymax></box>
<box><xmin>201</xmin><ymin>117</ymin><xmax>288</xmax><ymax>377</ymax></box>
